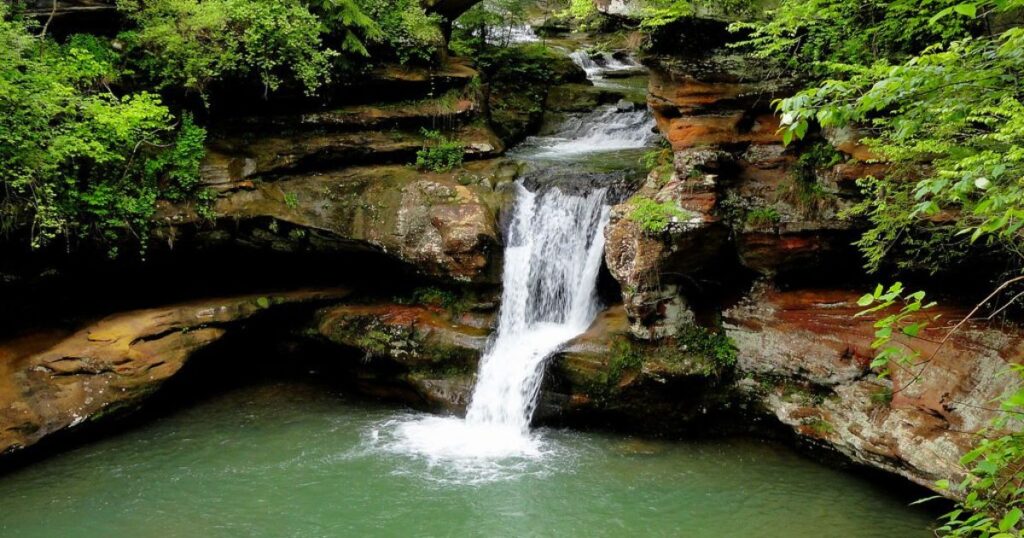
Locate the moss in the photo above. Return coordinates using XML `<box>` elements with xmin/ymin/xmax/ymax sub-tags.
<box><xmin>675</xmin><ymin>324</ymin><xmax>738</xmax><ymax>370</ymax></box>
<box><xmin>804</xmin><ymin>417</ymin><xmax>835</xmax><ymax>436</ymax></box>
<box><xmin>627</xmin><ymin>196</ymin><xmax>690</xmax><ymax>234</ymax></box>
<box><xmin>356</xmin><ymin>328</ymin><xmax>401</xmax><ymax>356</ymax></box>
<box><xmin>601</xmin><ymin>325</ymin><xmax>738</xmax><ymax>390</ymax></box>
<box><xmin>395</xmin><ymin>286</ymin><xmax>474</xmax><ymax>316</ymax></box>
<box><xmin>607</xmin><ymin>336</ymin><xmax>645</xmax><ymax>385</ymax></box>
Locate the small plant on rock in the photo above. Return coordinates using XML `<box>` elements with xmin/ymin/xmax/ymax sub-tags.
<box><xmin>745</xmin><ymin>206</ymin><xmax>781</xmax><ymax>229</ymax></box>
<box><xmin>415</xmin><ymin>128</ymin><xmax>464</xmax><ymax>172</ymax></box>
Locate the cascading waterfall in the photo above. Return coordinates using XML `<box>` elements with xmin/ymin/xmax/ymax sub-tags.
<box><xmin>569</xmin><ymin>51</ymin><xmax>642</xmax><ymax>76</ymax></box>
<box><xmin>527</xmin><ymin>106</ymin><xmax>657</xmax><ymax>156</ymax></box>
<box><xmin>464</xmin><ymin>185</ymin><xmax>610</xmax><ymax>431</ymax></box>
<box><xmin>383</xmin><ymin>183</ymin><xmax>610</xmax><ymax>462</ymax></box>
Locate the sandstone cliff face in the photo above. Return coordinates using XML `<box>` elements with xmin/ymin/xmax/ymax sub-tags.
<box><xmin>596</xmin><ymin>17</ymin><xmax>1023</xmax><ymax>496</ymax></box>
<box><xmin>0</xmin><ymin>290</ymin><xmax>347</xmax><ymax>454</ymax></box>
<box><xmin>605</xmin><ymin>31</ymin><xmax>864</xmax><ymax>338</ymax></box>
<box><xmin>724</xmin><ymin>286</ymin><xmax>1024</xmax><ymax>492</ymax></box>
<box><xmin>152</xmin><ymin>58</ymin><xmax>515</xmax><ymax>284</ymax></box>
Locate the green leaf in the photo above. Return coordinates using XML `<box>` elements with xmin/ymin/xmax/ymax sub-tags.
<box><xmin>953</xmin><ymin>3</ymin><xmax>977</xmax><ymax>18</ymax></box>
<box><xmin>999</xmin><ymin>508</ymin><xmax>1021</xmax><ymax>532</ymax></box>
<box><xmin>256</xmin><ymin>296</ymin><xmax>270</xmax><ymax>308</ymax></box>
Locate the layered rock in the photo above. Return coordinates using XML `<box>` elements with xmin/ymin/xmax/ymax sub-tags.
<box><xmin>157</xmin><ymin>161</ymin><xmax>513</xmax><ymax>283</ymax></box>
<box><xmin>541</xmin><ymin>305</ymin><xmax>739</xmax><ymax>426</ymax></box>
<box><xmin>603</xmin><ymin>153</ymin><xmax>728</xmax><ymax>339</ymax></box>
<box><xmin>0</xmin><ymin>289</ymin><xmax>347</xmax><ymax>454</ymax></box>
<box><xmin>606</xmin><ymin>33</ymin><xmax>866</xmax><ymax>337</ymax></box>
<box><xmin>724</xmin><ymin>285</ymin><xmax>1024</xmax><ymax>492</ymax></box>
<box><xmin>154</xmin><ymin>58</ymin><xmax>518</xmax><ymax>284</ymax></box>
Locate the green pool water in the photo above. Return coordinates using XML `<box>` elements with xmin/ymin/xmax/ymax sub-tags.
<box><xmin>0</xmin><ymin>382</ymin><xmax>936</xmax><ymax>537</ymax></box>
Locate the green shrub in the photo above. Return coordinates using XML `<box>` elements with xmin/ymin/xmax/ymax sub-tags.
<box><xmin>0</xmin><ymin>9</ymin><xmax>207</xmax><ymax>255</ymax></box>
<box><xmin>415</xmin><ymin>129</ymin><xmax>464</xmax><ymax>172</ymax></box>
<box><xmin>117</xmin><ymin>0</ymin><xmax>337</xmax><ymax>96</ymax></box>
<box><xmin>283</xmin><ymin>191</ymin><xmax>299</xmax><ymax>208</ymax></box>
<box><xmin>354</xmin><ymin>0</ymin><xmax>443</xmax><ymax>65</ymax></box>
<box><xmin>628</xmin><ymin>197</ymin><xmax>689</xmax><ymax>234</ymax></box>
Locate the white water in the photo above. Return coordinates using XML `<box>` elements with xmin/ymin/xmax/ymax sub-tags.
<box><xmin>569</xmin><ymin>51</ymin><xmax>642</xmax><ymax>77</ymax></box>
<box><xmin>466</xmin><ymin>185</ymin><xmax>610</xmax><ymax>429</ymax></box>
<box><xmin>489</xmin><ymin>24</ymin><xmax>539</xmax><ymax>45</ymax></box>
<box><xmin>381</xmin><ymin>185</ymin><xmax>610</xmax><ymax>464</ymax></box>
<box><xmin>526</xmin><ymin>105</ymin><xmax>657</xmax><ymax>156</ymax></box>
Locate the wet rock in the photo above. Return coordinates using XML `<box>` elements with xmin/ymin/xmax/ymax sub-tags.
<box><xmin>540</xmin><ymin>305</ymin><xmax>740</xmax><ymax>428</ymax></box>
<box><xmin>200</xmin><ymin>124</ymin><xmax>504</xmax><ymax>185</ymax></box>
<box><xmin>0</xmin><ymin>290</ymin><xmax>348</xmax><ymax>455</ymax></box>
<box><xmin>544</xmin><ymin>84</ymin><xmax>622</xmax><ymax>113</ymax></box>
<box><xmin>603</xmin><ymin>152</ymin><xmax>731</xmax><ymax>338</ymax></box>
<box><xmin>521</xmin><ymin>167</ymin><xmax>641</xmax><ymax>204</ymax></box>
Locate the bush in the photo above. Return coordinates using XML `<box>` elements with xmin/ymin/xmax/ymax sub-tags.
<box><xmin>354</xmin><ymin>0</ymin><xmax>443</xmax><ymax>65</ymax></box>
<box><xmin>676</xmin><ymin>324</ymin><xmax>737</xmax><ymax>369</ymax></box>
<box><xmin>415</xmin><ymin>129</ymin><xmax>464</xmax><ymax>172</ymax></box>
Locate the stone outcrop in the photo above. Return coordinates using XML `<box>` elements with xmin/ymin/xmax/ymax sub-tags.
<box><xmin>541</xmin><ymin>306</ymin><xmax>739</xmax><ymax>426</ymax></box>
<box><xmin>605</xmin><ymin>34</ymin><xmax>866</xmax><ymax>337</ymax></box>
<box><xmin>603</xmin><ymin>155</ymin><xmax>728</xmax><ymax>339</ymax></box>
<box><xmin>312</xmin><ymin>301</ymin><xmax>494</xmax><ymax>411</ymax></box>
<box><xmin>0</xmin><ymin>289</ymin><xmax>347</xmax><ymax>455</ymax></box>
<box><xmin>156</xmin><ymin>160</ymin><xmax>514</xmax><ymax>283</ymax></box>
<box><xmin>724</xmin><ymin>285</ymin><xmax>1024</xmax><ymax>492</ymax></box>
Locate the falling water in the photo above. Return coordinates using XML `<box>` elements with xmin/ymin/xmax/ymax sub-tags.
<box><xmin>569</xmin><ymin>51</ymin><xmax>642</xmax><ymax>77</ymax></box>
<box><xmin>381</xmin><ymin>183</ymin><xmax>610</xmax><ymax>464</ymax></box>
<box><xmin>489</xmin><ymin>24</ymin><xmax>539</xmax><ymax>45</ymax></box>
<box><xmin>464</xmin><ymin>185</ymin><xmax>610</xmax><ymax>430</ymax></box>
<box><xmin>526</xmin><ymin>105</ymin><xmax>657</xmax><ymax>156</ymax></box>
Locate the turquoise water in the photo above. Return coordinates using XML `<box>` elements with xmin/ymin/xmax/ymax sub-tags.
<box><xmin>0</xmin><ymin>382</ymin><xmax>935</xmax><ymax>537</ymax></box>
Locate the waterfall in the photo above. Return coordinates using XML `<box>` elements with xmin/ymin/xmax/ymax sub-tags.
<box><xmin>465</xmin><ymin>185</ymin><xmax>610</xmax><ymax>431</ymax></box>
<box><xmin>527</xmin><ymin>106</ymin><xmax>657</xmax><ymax>156</ymax></box>
<box><xmin>383</xmin><ymin>183</ymin><xmax>610</xmax><ymax>462</ymax></box>
<box><xmin>569</xmin><ymin>51</ymin><xmax>602</xmax><ymax>76</ymax></box>
<box><xmin>569</xmin><ymin>51</ymin><xmax>642</xmax><ymax>77</ymax></box>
